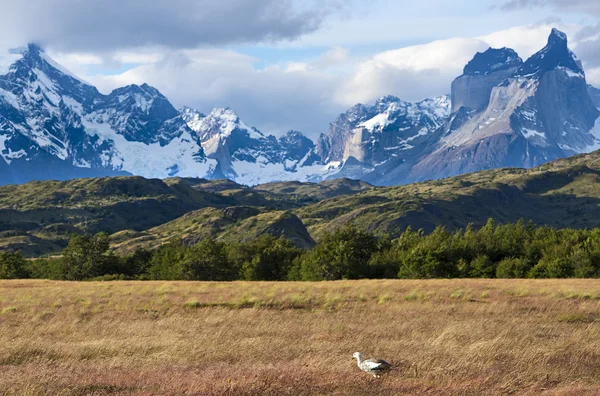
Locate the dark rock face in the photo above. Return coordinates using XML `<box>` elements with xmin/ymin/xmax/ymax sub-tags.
<box><xmin>407</xmin><ymin>28</ymin><xmax>600</xmax><ymax>184</ymax></box>
<box><xmin>529</xmin><ymin>69</ymin><xmax>599</xmax><ymax>148</ymax></box>
<box><xmin>517</xmin><ymin>28</ymin><xmax>584</xmax><ymax>77</ymax></box>
<box><xmin>463</xmin><ymin>47</ymin><xmax>523</xmax><ymax>76</ymax></box>
<box><xmin>278</xmin><ymin>130</ymin><xmax>315</xmax><ymax>161</ymax></box>
<box><xmin>588</xmin><ymin>85</ymin><xmax>600</xmax><ymax>109</ymax></box>
<box><xmin>451</xmin><ymin>48</ymin><xmax>523</xmax><ymax>113</ymax></box>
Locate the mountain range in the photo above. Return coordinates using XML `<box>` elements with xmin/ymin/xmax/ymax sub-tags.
<box><xmin>0</xmin><ymin>28</ymin><xmax>599</xmax><ymax>186</ymax></box>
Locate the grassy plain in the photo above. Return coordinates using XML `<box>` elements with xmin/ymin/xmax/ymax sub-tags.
<box><xmin>1</xmin><ymin>279</ymin><xmax>600</xmax><ymax>395</ymax></box>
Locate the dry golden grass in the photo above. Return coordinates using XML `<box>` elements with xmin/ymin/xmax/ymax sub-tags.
<box><xmin>1</xmin><ymin>279</ymin><xmax>600</xmax><ymax>395</ymax></box>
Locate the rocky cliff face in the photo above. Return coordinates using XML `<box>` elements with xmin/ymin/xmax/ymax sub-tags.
<box><xmin>315</xmin><ymin>95</ymin><xmax>451</xmax><ymax>181</ymax></box>
<box><xmin>451</xmin><ymin>48</ymin><xmax>523</xmax><ymax>113</ymax></box>
<box><xmin>408</xmin><ymin>28</ymin><xmax>600</xmax><ymax>182</ymax></box>
<box><xmin>588</xmin><ymin>85</ymin><xmax>600</xmax><ymax>109</ymax></box>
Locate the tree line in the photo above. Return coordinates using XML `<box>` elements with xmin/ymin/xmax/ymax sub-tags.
<box><xmin>3</xmin><ymin>219</ymin><xmax>600</xmax><ymax>281</ymax></box>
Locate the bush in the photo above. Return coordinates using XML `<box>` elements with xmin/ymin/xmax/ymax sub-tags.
<box><xmin>238</xmin><ymin>236</ymin><xmax>304</xmax><ymax>281</ymax></box>
<box><xmin>297</xmin><ymin>226</ymin><xmax>378</xmax><ymax>281</ymax></box>
<box><xmin>0</xmin><ymin>252</ymin><xmax>29</xmax><ymax>279</ymax></box>
<box><xmin>496</xmin><ymin>257</ymin><xmax>531</xmax><ymax>278</ymax></box>
<box><xmin>146</xmin><ymin>240</ymin><xmax>188</xmax><ymax>280</ymax></box>
<box><xmin>59</xmin><ymin>233</ymin><xmax>114</xmax><ymax>281</ymax></box>
<box><xmin>469</xmin><ymin>255</ymin><xmax>494</xmax><ymax>278</ymax></box>
<box><xmin>181</xmin><ymin>239</ymin><xmax>236</xmax><ymax>281</ymax></box>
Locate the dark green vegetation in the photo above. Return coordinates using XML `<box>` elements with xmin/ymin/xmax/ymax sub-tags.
<box><xmin>0</xmin><ymin>176</ymin><xmax>369</xmax><ymax>256</ymax></box>
<box><xmin>3</xmin><ymin>149</ymin><xmax>600</xmax><ymax>269</ymax></box>
<box><xmin>5</xmin><ymin>220</ymin><xmax>600</xmax><ymax>280</ymax></box>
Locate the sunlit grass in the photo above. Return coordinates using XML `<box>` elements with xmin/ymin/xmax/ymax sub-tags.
<box><xmin>1</xmin><ymin>279</ymin><xmax>600</xmax><ymax>395</ymax></box>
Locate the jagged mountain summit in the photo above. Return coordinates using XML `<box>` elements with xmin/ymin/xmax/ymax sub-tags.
<box><xmin>407</xmin><ymin>28</ymin><xmax>600</xmax><ymax>182</ymax></box>
<box><xmin>0</xmin><ymin>44</ymin><xmax>215</xmax><ymax>185</ymax></box>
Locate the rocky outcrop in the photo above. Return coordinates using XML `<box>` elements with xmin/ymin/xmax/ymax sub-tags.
<box><xmin>451</xmin><ymin>48</ymin><xmax>523</xmax><ymax>112</ymax></box>
<box><xmin>409</xmin><ymin>29</ymin><xmax>600</xmax><ymax>182</ymax></box>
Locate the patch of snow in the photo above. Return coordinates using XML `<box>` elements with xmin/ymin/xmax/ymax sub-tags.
<box><xmin>359</xmin><ymin>112</ymin><xmax>391</xmax><ymax>131</ymax></box>
<box><xmin>73</xmin><ymin>158</ymin><xmax>92</xmax><ymax>168</ymax></box>
<box><xmin>558</xmin><ymin>143</ymin><xmax>576</xmax><ymax>152</ymax></box>
<box><xmin>133</xmin><ymin>93</ymin><xmax>153</xmax><ymax>113</ymax></box>
<box><xmin>520</xmin><ymin>109</ymin><xmax>537</xmax><ymax>121</ymax></box>
<box><xmin>558</xmin><ymin>66</ymin><xmax>584</xmax><ymax>79</ymax></box>
<box><xmin>0</xmin><ymin>47</ymin><xmax>25</xmax><ymax>75</ymax></box>
<box><xmin>82</xmin><ymin>112</ymin><xmax>216</xmax><ymax>178</ymax></box>
<box><xmin>522</xmin><ymin>128</ymin><xmax>546</xmax><ymax>140</ymax></box>
<box><xmin>405</xmin><ymin>127</ymin><xmax>431</xmax><ymax>142</ymax></box>
<box><xmin>32</xmin><ymin>68</ymin><xmax>61</xmax><ymax>110</ymax></box>
<box><xmin>230</xmin><ymin>158</ymin><xmax>341</xmax><ymax>186</ymax></box>
<box><xmin>0</xmin><ymin>88</ymin><xmax>21</xmax><ymax>110</ymax></box>
<box><xmin>0</xmin><ymin>134</ymin><xmax>28</xmax><ymax>164</ymax></box>
<box><xmin>0</xmin><ymin>135</ymin><xmax>8</xmax><ymax>164</ymax></box>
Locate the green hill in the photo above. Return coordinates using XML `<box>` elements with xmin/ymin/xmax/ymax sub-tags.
<box><xmin>4</xmin><ymin>152</ymin><xmax>600</xmax><ymax>256</ymax></box>
<box><xmin>112</xmin><ymin>207</ymin><xmax>315</xmax><ymax>254</ymax></box>
<box><xmin>0</xmin><ymin>177</ymin><xmax>233</xmax><ymax>256</ymax></box>
<box><xmin>298</xmin><ymin>151</ymin><xmax>600</xmax><ymax>240</ymax></box>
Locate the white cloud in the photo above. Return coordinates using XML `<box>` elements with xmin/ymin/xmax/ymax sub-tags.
<box><xmin>338</xmin><ymin>23</ymin><xmax>590</xmax><ymax>106</ymax></box>
<box><xmin>337</xmin><ymin>37</ymin><xmax>489</xmax><ymax>105</ymax></box>
<box><xmin>86</xmin><ymin>49</ymin><xmax>342</xmax><ymax>137</ymax></box>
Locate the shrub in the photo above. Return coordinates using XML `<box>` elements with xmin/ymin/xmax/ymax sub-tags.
<box><xmin>0</xmin><ymin>252</ymin><xmax>29</xmax><ymax>279</ymax></box>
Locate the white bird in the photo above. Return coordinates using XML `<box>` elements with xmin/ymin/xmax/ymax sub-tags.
<box><xmin>352</xmin><ymin>352</ymin><xmax>393</xmax><ymax>378</ymax></box>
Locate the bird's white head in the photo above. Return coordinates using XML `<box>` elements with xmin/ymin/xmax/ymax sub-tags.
<box><xmin>352</xmin><ymin>352</ymin><xmax>363</xmax><ymax>360</ymax></box>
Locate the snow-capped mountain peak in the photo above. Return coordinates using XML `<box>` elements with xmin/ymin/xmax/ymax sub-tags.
<box><xmin>1</xmin><ymin>28</ymin><xmax>597</xmax><ymax>188</ymax></box>
<box><xmin>0</xmin><ymin>43</ymin><xmax>215</xmax><ymax>185</ymax></box>
<box><xmin>411</xmin><ymin>28</ymin><xmax>600</xmax><ymax>184</ymax></box>
<box><xmin>184</xmin><ymin>106</ymin><xmax>264</xmax><ymax>142</ymax></box>
<box><xmin>179</xmin><ymin>106</ymin><xmax>331</xmax><ymax>185</ymax></box>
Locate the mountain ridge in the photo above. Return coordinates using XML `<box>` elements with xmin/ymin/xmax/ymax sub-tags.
<box><xmin>0</xmin><ymin>29</ymin><xmax>599</xmax><ymax>188</ymax></box>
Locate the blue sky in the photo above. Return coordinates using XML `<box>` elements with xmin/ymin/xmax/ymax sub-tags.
<box><xmin>2</xmin><ymin>0</ymin><xmax>598</xmax><ymax>137</ymax></box>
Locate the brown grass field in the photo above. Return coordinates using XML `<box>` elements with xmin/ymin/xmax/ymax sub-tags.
<box><xmin>1</xmin><ymin>280</ymin><xmax>600</xmax><ymax>395</ymax></box>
